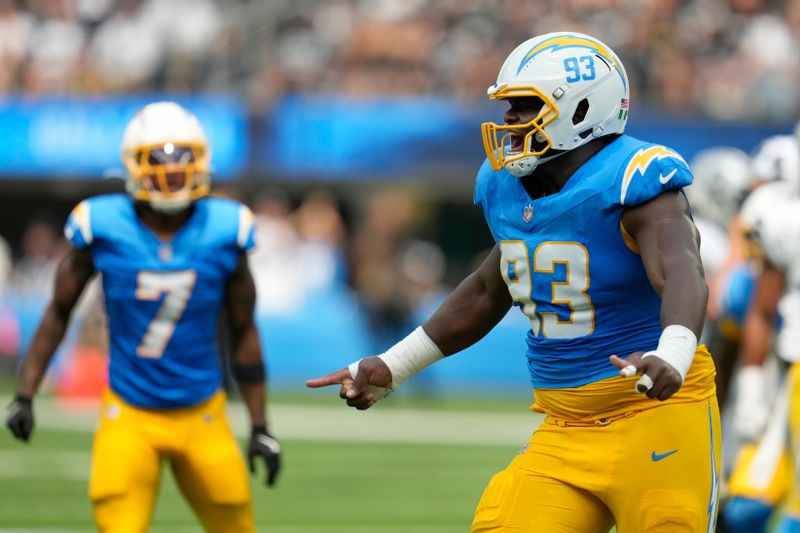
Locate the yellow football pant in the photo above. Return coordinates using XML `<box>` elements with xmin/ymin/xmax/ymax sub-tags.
<box><xmin>781</xmin><ymin>364</ymin><xmax>800</xmax><ymax>517</ymax></box>
<box><xmin>88</xmin><ymin>389</ymin><xmax>254</xmax><ymax>533</ymax></box>
<box><xmin>472</xmin><ymin>398</ymin><xmax>721</xmax><ymax>532</ymax></box>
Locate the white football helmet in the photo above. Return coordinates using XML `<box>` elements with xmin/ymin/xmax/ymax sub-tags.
<box><xmin>751</xmin><ymin>134</ymin><xmax>800</xmax><ymax>190</ymax></box>
<box><xmin>482</xmin><ymin>32</ymin><xmax>629</xmax><ymax>177</ymax></box>
<box><xmin>687</xmin><ymin>147</ymin><xmax>752</xmax><ymax>228</ymax></box>
<box><xmin>121</xmin><ymin>102</ymin><xmax>211</xmax><ymax>214</ymax></box>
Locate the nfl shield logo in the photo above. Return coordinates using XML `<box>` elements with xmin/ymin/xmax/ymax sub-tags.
<box><xmin>522</xmin><ymin>204</ymin><xmax>533</xmax><ymax>223</ymax></box>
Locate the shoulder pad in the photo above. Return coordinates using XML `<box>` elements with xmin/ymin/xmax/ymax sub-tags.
<box><xmin>64</xmin><ymin>200</ymin><xmax>93</xmax><ymax>248</ymax></box>
<box><xmin>619</xmin><ymin>145</ymin><xmax>692</xmax><ymax>206</ymax></box>
<box><xmin>474</xmin><ymin>158</ymin><xmax>498</xmax><ymax>209</ymax></box>
<box><xmin>204</xmin><ymin>197</ymin><xmax>256</xmax><ymax>252</ymax></box>
<box><xmin>236</xmin><ymin>204</ymin><xmax>256</xmax><ymax>252</ymax></box>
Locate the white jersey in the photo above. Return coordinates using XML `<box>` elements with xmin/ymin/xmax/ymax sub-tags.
<box><xmin>693</xmin><ymin>216</ymin><xmax>729</xmax><ymax>279</ymax></box>
<box><xmin>756</xmin><ymin>192</ymin><xmax>800</xmax><ymax>362</ymax></box>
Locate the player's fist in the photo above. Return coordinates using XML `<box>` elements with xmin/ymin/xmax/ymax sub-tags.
<box><xmin>305</xmin><ymin>356</ymin><xmax>393</xmax><ymax>410</ymax></box>
<box><xmin>6</xmin><ymin>395</ymin><xmax>34</xmax><ymax>442</ymax></box>
<box><xmin>610</xmin><ymin>351</ymin><xmax>682</xmax><ymax>401</ymax></box>
<box><xmin>249</xmin><ymin>427</ymin><xmax>281</xmax><ymax>487</ymax></box>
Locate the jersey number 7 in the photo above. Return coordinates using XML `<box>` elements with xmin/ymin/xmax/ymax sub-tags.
<box><xmin>135</xmin><ymin>270</ymin><xmax>197</xmax><ymax>358</ymax></box>
<box><xmin>500</xmin><ymin>241</ymin><xmax>595</xmax><ymax>338</ymax></box>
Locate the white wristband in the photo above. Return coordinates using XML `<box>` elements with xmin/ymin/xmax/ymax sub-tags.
<box><xmin>377</xmin><ymin>326</ymin><xmax>444</xmax><ymax>390</ymax></box>
<box><xmin>641</xmin><ymin>325</ymin><xmax>697</xmax><ymax>383</ymax></box>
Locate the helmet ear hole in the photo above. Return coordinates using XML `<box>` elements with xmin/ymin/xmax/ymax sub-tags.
<box><xmin>572</xmin><ymin>98</ymin><xmax>590</xmax><ymax>125</ymax></box>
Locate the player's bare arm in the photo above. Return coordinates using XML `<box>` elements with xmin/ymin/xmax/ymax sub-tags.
<box><xmin>732</xmin><ymin>259</ymin><xmax>785</xmax><ymax>440</ymax></box>
<box><xmin>225</xmin><ymin>253</ymin><xmax>281</xmax><ymax>486</ymax></box>
<box><xmin>6</xmin><ymin>247</ymin><xmax>95</xmax><ymax>441</ymax></box>
<box><xmin>424</xmin><ymin>245</ymin><xmax>512</xmax><ymax>353</ymax></box>
<box><xmin>740</xmin><ymin>260</ymin><xmax>784</xmax><ymax>368</ymax></box>
<box><xmin>610</xmin><ymin>190</ymin><xmax>707</xmax><ymax>400</ymax></box>
<box><xmin>306</xmin><ymin>245</ymin><xmax>512</xmax><ymax>409</ymax></box>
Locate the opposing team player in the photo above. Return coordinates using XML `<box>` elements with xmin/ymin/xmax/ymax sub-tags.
<box><xmin>721</xmin><ymin>134</ymin><xmax>800</xmax><ymax>533</ymax></box>
<box><xmin>308</xmin><ymin>32</ymin><xmax>719</xmax><ymax>532</ymax></box>
<box><xmin>686</xmin><ymin>147</ymin><xmax>752</xmax><ymax>409</ymax></box>
<box><xmin>5</xmin><ymin>102</ymin><xmax>281</xmax><ymax>532</ymax></box>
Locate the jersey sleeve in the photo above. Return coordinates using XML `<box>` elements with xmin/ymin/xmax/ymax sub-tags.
<box><xmin>63</xmin><ymin>200</ymin><xmax>93</xmax><ymax>249</ymax></box>
<box><xmin>236</xmin><ymin>204</ymin><xmax>256</xmax><ymax>252</ymax></box>
<box><xmin>473</xmin><ymin>158</ymin><xmax>501</xmax><ymax>242</ymax></box>
<box><xmin>618</xmin><ymin>145</ymin><xmax>693</xmax><ymax>207</ymax></box>
<box><xmin>473</xmin><ymin>158</ymin><xmax>494</xmax><ymax>209</ymax></box>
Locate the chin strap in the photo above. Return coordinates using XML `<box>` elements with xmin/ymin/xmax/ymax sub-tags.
<box><xmin>505</xmin><ymin>149</ymin><xmax>568</xmax><ymax>177</ymax></box>
<box><xmin>149</xmin><ymin>198</ymin><xmax>192</xmax><ymax>214</ymax></box>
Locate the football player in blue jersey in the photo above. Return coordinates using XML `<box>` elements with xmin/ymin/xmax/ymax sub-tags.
<box><xmin>308</xmin><ymin>32</ymin><xmax>720</xmax><ymax>532</ymax></box>
<box><xmin>5</xmin><ymin>102</ymin><xmax>280</xmax><ymax>532</ymax></box>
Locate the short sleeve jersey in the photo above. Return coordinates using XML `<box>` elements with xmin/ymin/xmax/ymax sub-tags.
<box><xmin>474</xmin><ymin>135</ymin><xmax>693</xmax><ymax>388</ymax></box>
<box><xmin>64</xmin><ymin>194</ymin><xmax>256</xmax><ymax>408</ymax></box>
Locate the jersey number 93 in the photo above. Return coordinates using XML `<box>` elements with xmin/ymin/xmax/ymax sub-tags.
<box><xmin>500</xmin><ymin>241</ymin><xmax>594</xmax><ymax>338</ymax></box>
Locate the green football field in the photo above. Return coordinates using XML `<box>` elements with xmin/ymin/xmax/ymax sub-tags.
<box><xmin>0</xmin><ymin>392</ymin><xmax>541</xmax><ymax>532</ymax></box>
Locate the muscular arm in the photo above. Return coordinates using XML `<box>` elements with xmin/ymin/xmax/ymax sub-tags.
<box><xmin>423</xmin><ymin>245</ymin><xmax>512</xmax><ymax>355</ymax></box>
<box><xmin>17</xmin><ymin>247</ymin><xmax>95</xmax><ymax>397</ymax></box>
<box><xmin>306</xmin><ymin>245</ymin><xmax>512</xmax><ymax>408</ymax></box>
<box><xmin>621</xmin><ymin>190</ymin><xmax>707</xmax><ymax>337</ymax></box>
<box><xmin>739</xmin><ymin>260</ymin><xmax>784</xmax><ymax>367</ymax></box>
<box><xmin>225</xmin><ymin>254</ymin><xmax>267</xmax><ymax>428</ymax></box>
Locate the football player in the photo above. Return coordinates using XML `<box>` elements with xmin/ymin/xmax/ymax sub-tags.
<box><xmin>686</xmin><ymin>146</ymin><xmax>753</xmax><ymax>410</ymax></box>
<box><xmin>5</xmin><ymin>102</ymin><xmax>281</xmax><ymax>532</ymax></box>
<box><xmin>721</xmin><ymin>135</ymin><xmax>800</xmax><ymax>533</ymax></box>
<box><xmin>308</xmin><ymin>32</ymin><xmax>719</xmax><ymax>532</ymax></box>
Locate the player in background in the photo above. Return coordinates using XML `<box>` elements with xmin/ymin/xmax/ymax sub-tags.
<box><xmin>729</xmin><ymin>134</ymin><xmax>800</xmax><ymax>440</ymax></box>
<box><xmin>5</xmin><ymin>102</ymin><xmax>281</xmax><ymax>533</ymax></box>
<box><xmin>686</xmin><ymin>147</ymin><xmax>753</xmax><ymax>409</ymax></box>
<box><xmin>308</xmin><ymin>32</ymin><xmax>719</xmax><ymax>532</ymax></box>
<box><xmin>720</xmin><ymin>134</ymin><xmax>800</xmax><ymax>533</ymax></box>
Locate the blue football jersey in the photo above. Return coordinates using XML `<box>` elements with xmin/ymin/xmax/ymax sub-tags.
<box><xmin>64</xmin><ymin>194</ymin><xmax>256</xmax><ymax>408</ymax></box>
<box><xmin>474</xmin><ymin>135</ymin><xmax>693</xmax><ymax>389</ymax></box>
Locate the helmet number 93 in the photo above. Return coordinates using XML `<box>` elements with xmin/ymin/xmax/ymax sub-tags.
<box><xmin>500</xmin><ymin>241</ymin><xmax>595</xmax><ymax>338</ymax></box>
<box><xmin>563</xmin><ymin>55</ymin><xmax>596</xmax><ymax>83</ymax></box>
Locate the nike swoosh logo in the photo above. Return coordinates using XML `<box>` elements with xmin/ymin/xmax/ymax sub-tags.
<box><xmin>659</xmin><ymin>169</ymin><xmax>678</xmax><ymax>184</ymax></box>
<box><xmin>651</xmin><ymin>449</ymin><xmax>678</xmax><ymax>461</ymax></box>
<box><xmin>257</xmin><ymin>434</ymin><xmax>282</xmax><ymax>454</ymax></box>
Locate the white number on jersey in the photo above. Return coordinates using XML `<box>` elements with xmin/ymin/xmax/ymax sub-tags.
<box><xmin>135</xmin><ymin>270</ymin><xmax>197</xmax><ymax>358</ymax></box>
<box><xmin>500</xmin><ymin>241</ymin><xmax>595</xmax><ymax>338</ymax></box>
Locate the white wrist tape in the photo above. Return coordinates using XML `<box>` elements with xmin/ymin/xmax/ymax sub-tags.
<box><xmin>378</xmin><ymin>326</ymin><xmax>444</xmax><ymax>390</ymax></box>
<box><xmin>641</xmin><ymin>325</ymin><xmax>697</xmax><ymax>383</ymax></box>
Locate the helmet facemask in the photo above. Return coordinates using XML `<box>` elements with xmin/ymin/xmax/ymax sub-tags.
<box><xmin>481</xmin><ymin>86</ymin><xmax>560</xmax><ymax>177</ymax></box>
<box><xmin>123</xmin><ymin>141</ymin><xmax>210</xmax><ymax>214</ymax></box>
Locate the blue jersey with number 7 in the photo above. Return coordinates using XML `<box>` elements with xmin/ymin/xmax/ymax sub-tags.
<box><xmin>474</xmin><ymin>134</ymin><xmax>694</xmax><ymax>389</ymax></box>
<box><xmin>64</xmin><ymin>194</ymin><xmax>256</xmax><ymax>408</ymax></box>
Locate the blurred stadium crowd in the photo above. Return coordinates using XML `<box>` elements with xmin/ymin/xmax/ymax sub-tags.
<box><xmin>0</xmin><ymin>0</ymin><xmax>799</xmax><ymax>120</ymax></box>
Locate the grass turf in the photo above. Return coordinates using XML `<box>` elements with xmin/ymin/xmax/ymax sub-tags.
<box><xmin>0</xmin><ymin>423</ymin><xmax>514</xmax><ymax>532</ymax></box>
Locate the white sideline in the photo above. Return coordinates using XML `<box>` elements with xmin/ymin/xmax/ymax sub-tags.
<box><xmin>31</xmin><ymin>397</ymin><xmax>542</xmax><ymax>447</ymax></box>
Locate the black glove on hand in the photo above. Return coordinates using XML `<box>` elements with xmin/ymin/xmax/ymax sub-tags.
<box><xmin>248</xmin><ymin>426</ymin><xmax>281</xmax><ymax>487</ymax></box>
<box><xmin>6</xmin><ymin>395</ymin><xmax>34</xmax><ymax>442</ymax></box>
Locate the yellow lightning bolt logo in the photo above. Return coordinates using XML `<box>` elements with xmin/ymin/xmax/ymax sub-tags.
<box><xmin>620</xmin><ymin>146</ymin><xmax>685</xmax><ymax>204</ymax></box>
<box><xmin>518</xmin><ymin>35</ymin><xmax>626</xmax><ymax>88</ymax></box>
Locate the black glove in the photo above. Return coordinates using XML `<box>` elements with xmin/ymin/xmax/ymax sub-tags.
<box><xmin>6</xmin><ymin>395</ymin><xmax>34</xmax><ymax>442</ymax></box>
<box><xmin>248</xmin><ymin>426</ymin><xmax>281</xmax><ymax>487</ymax></box>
